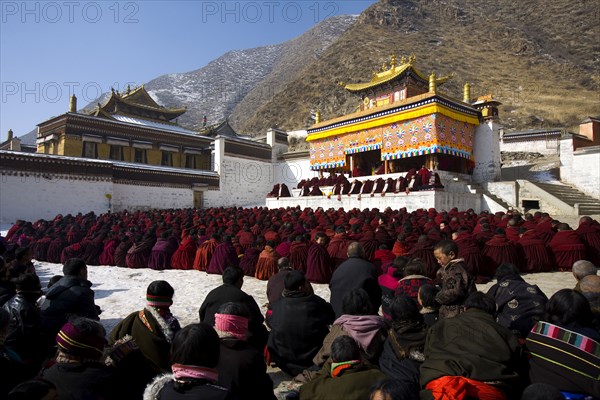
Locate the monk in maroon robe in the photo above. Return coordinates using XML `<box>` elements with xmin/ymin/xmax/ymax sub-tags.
<box><xmin>549</xmin><ymin>223</ymin><xmax>587</xmax><ymax>271</ymax></box>
<box><xmin>483</xmin><ymin>230</ymin><xmax>521</xmax><ymax>275</ymax></box>
<box><xmin>534</xmin><ymin>214</ymin><xmax>555</xmax><ymax>244</ymax></box>
<box><xmin>289</xmin><ymin>236</ymin><xmax>309</xmax><ymax>273</ymax></box>
<box><xmin>275</xmin><ymin>238</ymin><xmax>292</xmax><ymax>259</ymax></box>
<box><xmin>126</xmin><ymin>233</ymin><xmax>156</xmax><ymax>269</ymax></box>
<box><xmin>407</xmin><ymin>235</ymin><xmax>438</xmax><ymax>279</ymax></box>
<box><xmin>454</xmin><ymin>230</ymin><xmax>488</xmax><ymax>282</ymax></box>
<box><xmin>114</xmin><ymin>236</ymin><xmax>133</xmax><ymax>268</ymax></box>
<box><xmin>171</xmin><ymin>230</ymin><xmax>197</xmax><ymax>270</ymax></box>
<box><xmin>60</xmin><ymin>242</ymin><xmax>84</xmax><ymax>264</ymax></box>
<box><xmin>306</xmin><ymin>232</ymin><xmax>334</xmax><ymax>283</ymax></box>
<box><xmin>255</xmin><ymin>241</ymin><xmax>280</xmax><ymax>281</ymax></box>
<box><xmin>193</xmin><ymin>235</ymin><xmax>219</xmax><ymax>271</ymax></box>
<box><xmin>576</xmin><ymin>216</ymin><xmax>600</xmax><ymax>266</ymax></box>
<box><xmin>81</xmin><ymin>232</ymin><xmax>106</xmax><ymax>266</ymax></box>
<box><xmin>517</xmin><ymin>229</ymin><xmax>555</xmax><ymax>273</ymax></box>
<box><xmin>237</xmin><ymin>227</ymin><xmax>256</xmax><ymax>250</ymax></box>
<box><xmin>373</xmin><ymin>245</ymin><xmax>396</xmax><ymax>274</ymax></box>
<box><xmin>207</xmin><ymin>236</ymin><xmax>239</xmax><ymax>275</ymax></box>
<box><xmin>32</xmin><ymin>235</ymin><xmax>52</xmax><ymax>262</ymax></box>
<box><xmin>46</xmin><ymin>236</ymin><xmax>67</xmax><ymax>263</ymax></box>
<box><xmin>239</xmin><ymin>244</ymin><xmax>261</xmax><ymax>276</ymax></box>
<box><xmin>327</xmin><ymin>227</ymin><xmax>350</xmax><ymax>269</ymax></box>
<box><xmin>148</xmin><ymin>232</ymin><xmax>178</xmax><ymax>270</ymax></box>
<box><xmin>98</xmin><ymin>236</ymin><xmax>119</xmax><ymax>266</ymax></box>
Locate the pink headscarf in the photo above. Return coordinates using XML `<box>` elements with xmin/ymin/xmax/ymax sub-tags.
<box><xmin>215</xmin><ymin>313</ymin><xmax>248</xmax><ymax>340</ymax></box>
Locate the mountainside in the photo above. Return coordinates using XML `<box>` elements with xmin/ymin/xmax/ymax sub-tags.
<box><xmin>235</xmin><ymin>0</ymin><xmax>599</xmax><ymax>136</ymax></box>
<box><xmin>143</xmin><ymin>14</ymin><xmax>356</xmax><ymax>130</ymax></box>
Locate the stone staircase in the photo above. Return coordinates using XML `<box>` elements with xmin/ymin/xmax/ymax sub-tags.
<box><xmin>467</xmin><ymin>182</ymin><xmax>512</xmax><ymax>210</ymax></box>
<box><xmin>530</xmin><ymin>182</ymin><xmax>600</xmax><ymax>215</ymax></box>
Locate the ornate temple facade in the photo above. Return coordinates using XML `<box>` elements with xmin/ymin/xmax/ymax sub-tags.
<box><xmin>306</xmin><ymin>55</ymin><xmax>501</xmax><ymax>182</ymax></box>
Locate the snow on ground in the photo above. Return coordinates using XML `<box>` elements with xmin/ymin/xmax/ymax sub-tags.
<box><xmin>33</xmin><ymin>260</ymin><xmax>576</xmax><ymax>397</ymax></box>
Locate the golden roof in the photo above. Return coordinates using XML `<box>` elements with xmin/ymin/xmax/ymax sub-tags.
<box><xmin>343</xmin><ymin>54</ymin><xmax>430</xmax><ymax>92</ymax></box>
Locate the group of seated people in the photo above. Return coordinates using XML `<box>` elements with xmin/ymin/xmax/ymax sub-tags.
<box><xmin>1</xmin><ymin>232</ymin><xmax>599</xmax><ymax>399</ymax></box>
<box><xmin>283</xmin><ymin>167</ymin><xmax>444</xmax><ymax>199</ymax></box>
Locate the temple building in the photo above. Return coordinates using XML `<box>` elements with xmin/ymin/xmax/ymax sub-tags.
<box><xmin>306</xmin><ymin>54</ymin><xmax>501</xmax><ymax>183</ymax></box>
<box><xmin>36</xmin><ymin>85</ymin><xmax>213</xmax><ymax>170</ymax></box>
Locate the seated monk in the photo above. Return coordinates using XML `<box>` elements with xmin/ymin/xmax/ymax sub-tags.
<box><xmin>454</xmin><ymin>228</ymin><xmax>488</xmax><ymax>283</ymax></box>
<box><xmin>482</xmin><ymin>229</ymin><xmax>521</xmax><ymax>276</ymax></box>
<box><xmin>289</xmin><ymin>235</ymin><xmax>309</xmax><ymax>273</ymax></box>
<box><xmin>278</xmin><ymin>183</ymin><xmax>292</xmax><ymax>198</ymax></box>
<box><xmin>549</xmin><ymin>223</ymin><xmax>586</xmax><ymax>271</ymax></box>
<box><xmin>348</xmin><ymin>179</ymin><xmax>363</xmax><ymax>196</ymax></box>
<box><xmin>255</xmin><ymin>240</ymin><xmax>280</xmax><ymax>281</ymax></box>
<box><xmin>308</xmin><ymin>185</ymin><xmax>323</xmax><ymax>196</ymax></box>
<box><xmin>193</xmin><ymin>234</ymin><xmax>219</xmax><ymax>271</ymax></box>
<box><xmin>517</xmin><ymin>228</ymin><xmax>555</xmax><ymax>273</ymax></box>
<box><xmin>266</xmin><ymin>184</ymin><xmax>280</xmax><ymax>198</ymax></box>
<box><xmin>576</xmin><ymin>216</ymin><xmax>600</xmax><ymax>266</ymax></box>
<box><xmin>370</xmin><ymin>178</ymin><xmax>386</xmax><ymax>196</ymax></box>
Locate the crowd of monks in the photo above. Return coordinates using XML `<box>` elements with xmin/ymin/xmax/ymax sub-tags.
<box><xmin>3</xmin><ymin>207</ymin><xmax>599</xmax><ymax>284</ymax></box>
<box><xmin>267</xmin><ymin>168</ymin><xmax>444</xmax><ymax>200</ymax></box>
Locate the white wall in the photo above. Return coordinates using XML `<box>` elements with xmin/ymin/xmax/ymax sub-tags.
<box><xmin>473</xmin><ymin>120</ymin><xmax>501</xmax><ymax>183</ymax></box>
<box><xmin>0</xmin><ymin>174</ymin><xmax>112</xmax><ymax>224</ymax></box>
<box><xmin>203</xmin><ymin>155</ymin><xmax>274</xmax><ymax>208</ymax></box>
<box><xmin>112</xmin><ymin>184</ymin><xmax>193</xmax><ymax>212</ymax></box>
<box><xmin>560</xmin><ymin>140</ymin><xmax>600</xmax><ymax>199</ymax></box>
<box><xmin>274</xmin><ymin>157</ymin><xmax>319</xmax><ymax>189</ymax></box>
<box><xmin>501</xmin><ymin>138</ymin><xmax>559</xmax><ymax>155</ymax></box>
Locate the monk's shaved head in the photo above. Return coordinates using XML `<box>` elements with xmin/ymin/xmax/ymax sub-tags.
<box><xmin>572</xmin><ymin>260</ymin><xmax>597</xmax><ymax>281</ymax></box>
<box><xmin>347</xmin><ymin>242</ymin><xmax>365</xmax><ymax>259</ymax></box>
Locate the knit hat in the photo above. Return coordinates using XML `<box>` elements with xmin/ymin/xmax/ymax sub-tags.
<box><xmin>146</xmin><ymin>280</ymin><xmax>174</xmax><ymax>308</ymax></box>
<box><xmin>214</xmin><ymin>313</ymin><xmax>248</xmax><ymax>340</ymax></box>
<box><xmin>56</xmin><ymin>321</ymin><xmax>105</xmax><ymax>359</ymax></box>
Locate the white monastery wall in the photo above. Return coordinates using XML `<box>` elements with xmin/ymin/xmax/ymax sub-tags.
<box><xmin>500</xmin><ymin>139</ymin><xmax>559</xmax><ymax>155</ymax></box>
<box><xmin>472</xmin><ymin>120</ymin><xmax>501</xmax><ymax>183</ymax></box>
<box><xmin>0</xmin><ymin>174</ymin><xmax>111</xmax><ymax>224</ymax></box>
<box><xmin>111</xmin><ymin>184</ymin><xmax>193</xmax><ymax>212</ymax></box>
<box><xmin>560</xmin><ymin>142</ymin><xmax>600</xmax><ymax>199</ymax></box>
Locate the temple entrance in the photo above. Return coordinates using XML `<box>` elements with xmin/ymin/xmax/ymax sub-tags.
<box><xmin>193</xmin><ymin>191</ymin><xmax>203</xmax><ymax>209</ymax></box>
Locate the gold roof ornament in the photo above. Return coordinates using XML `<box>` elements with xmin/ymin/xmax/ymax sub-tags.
<box><xmin>390</xmin><ymin>53</ymin><xmax>397</xmax><ymax>69</ymax></box>
<box><xmin>381</xmin><ymin>62</ymin><xmax>388</xmax><ymax>72</ymax></box>
<box><xmin>408</xmin><ymin>54</ymin><xmax>416</xmax><ymax>64</ymax></box>
<box><xmin>429</xmin><ymin>71</ymin><xmax>437</xmax><ymax>93</ymax></box>
<box><xmin>400</xmin><ymin>55</ymin><xmax>407</xmax><ymax>64</ymax></box>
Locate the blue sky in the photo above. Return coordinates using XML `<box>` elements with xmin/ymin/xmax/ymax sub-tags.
<box><xmin>0</xmin><ymin>0</ymin><xmax>375</xmax><ymax>141</ymax></box>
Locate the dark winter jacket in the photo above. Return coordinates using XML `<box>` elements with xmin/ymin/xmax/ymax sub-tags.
<box><xmin>41</xmin><ymin>361</ymin><xmax>121</xmax><ymax>400</ymax></box>
<box><xmin>329</xmin><ymin>256</ymin><xmax>381</xmax><ymax>318</ymax></box>
<box><xmin>40</xmin><ymin>275</ymin><xmax>99</xmax><ymax>342</ymax></box>
<box><xmin>144</xmin><ymin>373</ymin><xmax>234</xmax><ymax>400</ymax></box>
<box><xmin>3</xmin><ymin>291</ymin><xmax>47</xmax><ymax>363</ymax></box>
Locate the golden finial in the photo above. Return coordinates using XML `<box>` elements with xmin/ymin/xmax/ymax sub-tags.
<box><xmin>381</xmin><ymin>62</ymin><xmax>388</xmax><ymax>72</ymax></box>
<box><xmin>373</xmin><ymin>71</ymin><xmax>378</xmax><ymax>80</ymax></box>
<box><xmin>463</xmin><ymin>82</ymin><xmax>471</xmax><ymax>103</ymax></box>
<box><xmin>315</xmin><ymin>110</ymin><xmax>321</xmax><ymax>124</ymax></box>
<box><xmin>400</xmin><ymin>55</ymin><xmax>407</xmax><ymax>64</ymax></box>
<box><xmin>429</xmin><ymin>71</ymin><xmax>437</xmax><ymax>93</ymax></box>
<box><xmin>390</xmin><ymin>53</ymin><xmax>397</xmax><ymax>69</ymax></box>
<box><xmin>408</xmin><ymin>54</ymin><xmax>416</xmax><ymax>64</ymax></box>
<box><xmin>337</xmin><ymin>81</ymin><xmax>346</xmax><ymax>87</ymax></box>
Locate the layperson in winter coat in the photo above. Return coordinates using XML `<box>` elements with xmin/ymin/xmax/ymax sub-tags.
<box><xmin>268</xmin><ymin>270</ymin><xmax>334</xmax><ymax>376</ymax></box>
<box><xmin>40</xmin><ymin>258</ymin><xmax>100</xmax><ymax>347</ymax></box>
<box><xmin>379</xmin><ymin>296</ymin><xmax>426</xmax><ymax>390</ymax></box>
<box><xmin>329</xmin><ymin>242</ymin><xmax>382</xmax><ymax>318</ymax></box>
<box><xmin>433</xmin><ymin>240</ymin><xmax>476</xmax><ymax>319</ymax></box>
<box><xmin>214</xmin><ymin>302</ymin><xmax>276</xmax><ymax>400</ymax></box>
<box><xmin>487</xmin><ymin>263</ymin><xmax>548</xmax><ymax>338</ymax></box>
<box><xmin>40</xmin><ymin>317</ymin><xmax>121</xmax><ymax>400</ymax></box>
<box><xmin>420</xmin><ymin>292</ymin><xmax>522</xmax><ymax>399</ymax></box>
<box><xmin>143</xmin><ymin>323</ymin><xmax>234</xmax><ymax>400</ymax></box>
<box><xmin>199</xmin><ymin>266</ymin><xmax>268</xmax><ymax>351</ymax></box>
<box><xmin>299</xmin><ymin>335</ymin><xmax>386</xmax><ymax>400</ymax></box>
<box><xmin>109</xmin><ymin>280</ymin><xmax>181</xmax><ymax>373</ymax></box>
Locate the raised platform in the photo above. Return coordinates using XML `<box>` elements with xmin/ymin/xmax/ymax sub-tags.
<box><xmin>266</xmin><ymin>190</ymin><xmax>483</xmax><ymax>212</ymax></box>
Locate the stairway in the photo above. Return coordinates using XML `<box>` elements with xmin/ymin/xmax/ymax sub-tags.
<box><xmin>532</xmin><ymin>182</ymin><xmax>600</xmax><ymax>215</ymax></box>
<box><xmin>468</xmin><ymin>183</ymin><xmax>512</xmax><ymax>210</ymax></box>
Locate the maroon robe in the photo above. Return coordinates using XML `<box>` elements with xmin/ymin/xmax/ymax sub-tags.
<box><xmin>275</xmin><ymin>241</ymin><xmax>292</xmax><ymax>258</ymax></box>
<box><xmin>239</xmin><ymin>247</ymin><xmax>261</xmax><ymax>277</ymax></box>
<box><xmin>60</xmin><ymin>242</ymin><xmax>84</xmax><ymax>264</ymax></box>
<box><xmin>576</xmin><ymin>220</ymin><xmax>600</xmax><ymax>266</ymax></box>
<box><xmin>125</xmin><ymin>236</ymin><xmax>156</xmax><ymax>269</ymax></box>
<box><xmin>327</xmin><ymin>233</ymin><xmax>350</xmax><ymax>269</ymax></box>
<box><xmin>482</xmin><ymin>235</ymin><xmax>521</xmax><ymax>275</ymax></box>
<box><xmin>148</xmin><ymin>237</ymin><xmax>177</xmax><ymax>270</ymax></box>
<box><xmin>171</xmin><ymin>236</ymin><xmax>197</xmax><ymax>270</ymax></box>
<box><xmin>255</xmin><ymin>246</ymin><xmax>279</xmax><ymax>281</ymax></box>
<box><xmin>193</xmin><ymin>238</ymin><xmax>219</xmax><ymax>271</ymax></box>
<box><xmin>289</xmin><ymin>241</ymin><xmax>309</xmax><ymax>273</ymax></box>
<box><xmin>407</xmin><ymin>241</ymin><xmax>438</xmax><ymax>279</ymax></box>
<box><xmin>517</xmin><ymin>230</ymin><xmax>555</xmax><ymax>273</ymax></box>
<box><xmin>548</xmin><ymin>230</ymin><xmax>586</xmax><ymax>271</ymax></box>
<box><xmin>114</xmin><ymin>239</ymin><xmax>133</xmax><ymax>268</ymax></box>
<box><xmin>534</xmin><ymin>219</ymin><xmax>555</xmax><ymax>244</ymax></box>
<box><xmin>373</xmin><ymin>249</ymin><xmax>396</xmax><ymax>274</ymax></box>
<box><xmin>32</xmin><ymin>237</ymin><xmax>52</xmax><ymax>262</ymax></box>
<box><xmin>207</xmin><ymin>242</ymin><xmax>239</xmax><ymax>275</ymax></box>
<box><xmin>237</xmin><ymin>231</ymin><xmax>256</xmax><ymax>250</ymax></box>
<box><xmin>46</xmin><ymin>237</ymin><xmax>67</xmax><ymax>263</ymax></box>
<box><xmin>306</xmin><ymin>242</ymin><xmax>333</xmax><ymax>284</ymax></box>
<box><xmin>455</xmin><ymin>233</ymin><xmax>487</xmax><ymax>280</ymax></box>
<box><xmin>358</xmin><ymin>231</ymin><xmax>378</xmax><ymax>261</ymax></box>
<box><xmin>98</xmin><ymin>239</ymin><xmax>119</xmax><ymax>266</ymax></box>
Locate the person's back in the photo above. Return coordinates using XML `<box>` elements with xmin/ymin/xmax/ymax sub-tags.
<box><xmin>199</xmin><ymin>266</ymin><xmax>267</xmax><ymax>351</ymax></box>
<box><xmin>420</xmin><ymin>292</ymin><xmax>521</xmax><ymax>398</ymax></box>
<box><xmin>268</xmin><ymin>271</ymin><xmax>334</xmax><ymax>376</ymax></box>
<box><xmin>329</xmin><ymin>242</ymin><xmax>381</xmax><ymax>318</ymax></box>
<box><xmin>40</xmin><ymin>258</ymin><xmax>99</xmax><ymax>344</ymax></box>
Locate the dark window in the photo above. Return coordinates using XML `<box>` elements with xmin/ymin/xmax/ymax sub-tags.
<box><xmin>134</xmin><ymin>148</ymin><xmax>147</xmax><ymax>163</ymax></box>
<box><xmin>161</xmin><ymin>151</ymin><xmax>173</xmax><ymax>166</ymax></box>
<box><xmin>522</xmin><ymin>200</ymin><xmax>540</xmax><ymax>210</ymax></box>
<box><xmin>82</xmin><ymin>142</ymin><xmax>98</xmax><ymax>158</ymax></box>
<box><xmin>185</xmin><ymin>154</ymin><xmax>196</xmax><ymax>169</ymax></box>
<box><xmin>109</xmin><ymin>145</ymin><xmax>124</xmax><ymax>161</ymax></box>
